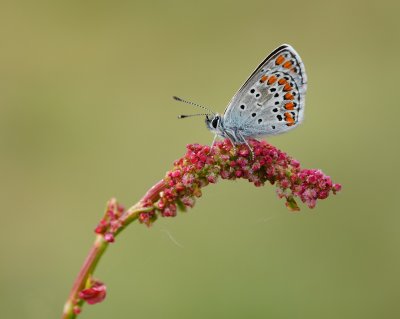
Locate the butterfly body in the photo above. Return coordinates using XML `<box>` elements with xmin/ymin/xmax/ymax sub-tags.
<box><xmin>205</xmin><ymin>44</ymin><xmax>307</xmax><ymax>144</ymax></box>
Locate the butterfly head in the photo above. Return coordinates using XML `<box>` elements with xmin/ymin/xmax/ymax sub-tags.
<box><xmin>205</xmin><ymin>113</ymin><xmax>223</xmax><ymax>135</ymax></box>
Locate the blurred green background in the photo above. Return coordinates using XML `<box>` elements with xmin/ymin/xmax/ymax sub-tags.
<box><xmin>1</xmin><ymin>0</ymin><xmax>399</xmax><ymax>318</ymax></box>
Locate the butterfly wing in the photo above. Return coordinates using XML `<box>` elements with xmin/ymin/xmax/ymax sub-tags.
<box><xmin>223</xmin><ymin>44</ymin><xmax>307</xmax><ymax>138</ymax></box>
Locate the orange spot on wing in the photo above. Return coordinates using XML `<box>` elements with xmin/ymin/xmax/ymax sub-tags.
<box><xmin>275</xmin><ymin>55</ymin><xmax>285</xmax><ymax>65</ymax></box>
<box><xmin>283</xmin><ymin>83</ymin><xmax>292</xmax><ymax>91</ymax></box>
<box><xmin>267</xmin><ymin>76</ymin><xmax>277</xmax><ymax>84</ymax></box>
<box><xmin>278</xmin><ymin>78</ymin><xmax>287</xmax><ymax>85</ymax></box>
<box><xmin>283</xmin><ymin>61</ymin><xmax>293</xmax><ymax>68</ymax></box>
<box><xmin>284</xmin><ymin>93</ymin><xmax>294</xmax><ymax>100</ymax></box>
<box><xmin>260</xmin><ymin>75</ymin><xmax>268</xmax><ymax>83</ymax></box>
<box><xmin>285</xmin><ymin>102</ymin><xmax>295</xmax><ymax>110</ymax></box>
<box><xmin>284</xmin><ymin>112</ymin><xmax>295</xmax><ymax>126</ymax></box>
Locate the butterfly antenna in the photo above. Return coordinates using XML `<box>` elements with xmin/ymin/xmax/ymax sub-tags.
<box><xmin>178</xmin><ymin>113</ymin><xmax>209</xmax><ymax>119</ymax></box>
<box><xmin>173</xmin><ymin>96</ymin><xmax>215</xmax><ymax>115</ymax></box>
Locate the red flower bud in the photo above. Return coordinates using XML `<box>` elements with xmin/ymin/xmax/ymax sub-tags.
<box><xmin>79</xmin><ymin>281</ymin><xmax>106</xmax><ymax>305</ymax></box>
<box><xmin>104</xmin><ymin>233</ymin><xmax>115</xmax><ymax>243</ymax></box>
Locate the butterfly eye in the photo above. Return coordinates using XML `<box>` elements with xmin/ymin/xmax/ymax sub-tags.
<box><xmin>211</xmin><ymin>116</ymin><xmax>219</xmax><ymax>129</ymax></box>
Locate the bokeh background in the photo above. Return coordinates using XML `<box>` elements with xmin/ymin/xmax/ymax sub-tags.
<box><xmin>1</xmin><ymin>0</ymin><xmax>399</xmax><ymax>318</ymax></box>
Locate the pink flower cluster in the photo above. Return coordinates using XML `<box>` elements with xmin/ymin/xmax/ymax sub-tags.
<box><xmin>94</xmin><ymin>198</ymin><xmax>124</xmax><ymax>243</ymax></box>
<box><xmin>138</xmin><ymin>139</ymin><xmax>341</xmax><ymax>226</ymax></box>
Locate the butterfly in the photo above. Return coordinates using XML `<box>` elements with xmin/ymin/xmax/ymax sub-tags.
<box><xmin>174</xmin><ymin>44</ymin><xmax>307</xmax><ymax>149</ymax></box>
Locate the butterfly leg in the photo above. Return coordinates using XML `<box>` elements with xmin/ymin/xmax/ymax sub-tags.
<box><xmin>209</xmin><ymin>134</ymin><xmax>236</xmax><ymax>155</ymax></box>
<box><xmin>219</xmin><ymin>128</ymin><xmax>237</xmax><ymax>153</ymax></box>
<box><xmin>231</xmin><ymin>141</ymin><xmax>237</xmax><ymax>153</ymax></box>
<box><xmin>237</xmin><ymin>131</ymin><xmax>254</xmax><ymax>159</ymax></box>
<box><xmin>210</xmin><ymin>134</ymin><xmax>218</xmax><ymax>150</ymax></box>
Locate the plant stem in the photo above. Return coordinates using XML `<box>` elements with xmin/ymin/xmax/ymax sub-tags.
<box><xmin>62</xmin><ymin>235</ymin><xmax>108</xmax><ymax>319</ymax></box>
<box><xmin>61</xmin><ymin>139</ymin><xmax>341</xmax><ymax>318</ymax></box>
<box><xmin>61</xmin><ymin>179</ymin><xmax>166</xmax><ymax>319</ymax></box>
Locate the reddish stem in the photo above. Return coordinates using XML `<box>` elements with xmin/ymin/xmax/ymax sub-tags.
<box><xmin>62</xmin><ymin>236</ymin><xmax>108</xmax><ymax>318</ymax></box>
<box><xmin>62</xmin><ymin>179</ymin><xmax>167</xmax><ymax>319</ymax></box>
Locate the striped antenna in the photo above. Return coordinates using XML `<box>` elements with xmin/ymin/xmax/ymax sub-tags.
<box><xmin>178</xmin><ymin>113</ymin><xmax>209</xmax><ymax>119</ymax></box>
<box><xmin>172</xmin><ymin>96</ymin><xmax>215</xmax><ymax>115</ymax></box>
